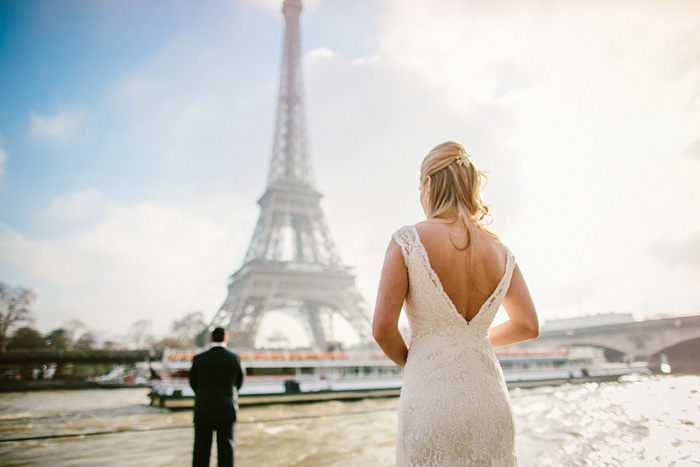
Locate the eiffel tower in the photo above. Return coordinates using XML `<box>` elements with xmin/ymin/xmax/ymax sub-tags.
<box><xmin>210</xmin><ymin>0</ymin><xmax>373</xmax><ymax>349</ymax></box>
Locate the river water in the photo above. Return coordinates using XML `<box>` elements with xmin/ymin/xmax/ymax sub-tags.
<box><xmin>0</xmin><ymin>374</ymin><xmax>697</xmax><ymax>466</ymax></box>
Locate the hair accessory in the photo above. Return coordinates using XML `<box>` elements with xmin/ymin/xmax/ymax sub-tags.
<box><xmin>455</xmin><ymin>151</ymin><xmax>471</xmax><ymax>167</ymax></box>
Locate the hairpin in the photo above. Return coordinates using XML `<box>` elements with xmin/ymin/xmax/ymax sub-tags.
<box><xmin>455</xmin><ymin>151</ymin><xmax>471</xmax><ymax>167</ymax></box>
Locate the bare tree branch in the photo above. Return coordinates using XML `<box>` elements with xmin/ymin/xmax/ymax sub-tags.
<box><xmin>0</xmin><ymin>283</ymin><xmax>37</xmax><ymax>352</ymax></box>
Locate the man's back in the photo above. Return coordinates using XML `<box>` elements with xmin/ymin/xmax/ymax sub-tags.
<box><xmin>189</xmin><ymin>347</ymin><xmax>244</xmax><ymax>424</ymax></box>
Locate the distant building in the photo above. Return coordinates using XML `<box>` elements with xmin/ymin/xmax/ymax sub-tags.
<box><xmin>542</xmin><ymin>313</ymin><xmax>635</xmax><ymax>331</ymax></box>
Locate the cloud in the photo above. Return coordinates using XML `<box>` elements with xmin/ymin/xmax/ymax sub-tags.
<box><xmin>29</xmin><ymin>108</ymin><xmax>87</xmax><ymax>144</ymax></box>
<box><xmin>0</xmin><ymin>191</ymin><xmax>251</xmax><ymax>336</ymax></box>
<box><xmin>44</xmin><ymin>189</ymin><xmax>107</xmax><ymax>222</ymax></box>
<box><xmin>116</xmin><ymin>75</ymin><xmax>153</xmax><ymax>102</ymax></box>
<box><xmin>686</xmin><ymin>138</ymin><xmax>700</xmax><ymax>160</ymax></box>
<box><xmin>651</xmin><ymin>231</ymin><xmax>700</xmax><ymax>269</ymax></box>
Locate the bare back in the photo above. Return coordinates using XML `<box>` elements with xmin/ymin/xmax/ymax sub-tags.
<box><xmin>414</xmin><ymin>220</ymin><xmax>506</xmax><ymax>323</ymax></box>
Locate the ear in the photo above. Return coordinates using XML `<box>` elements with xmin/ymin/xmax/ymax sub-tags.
<box><xmin>425</xmin><ymin>175</ymin><xmax>432</xmax><ymax>192</ymax></box>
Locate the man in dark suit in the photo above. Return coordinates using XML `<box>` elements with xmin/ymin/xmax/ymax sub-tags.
<box><xmin>189</xmin><ymin>327</ymin><xmax>245</xmax><ymax>467</ymax></box>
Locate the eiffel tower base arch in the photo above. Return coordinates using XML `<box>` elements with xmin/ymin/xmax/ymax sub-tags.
<box><xmin>211</xmin><ymin>262</ymin><xmax>374</xmax><ymax>349</ymax></box>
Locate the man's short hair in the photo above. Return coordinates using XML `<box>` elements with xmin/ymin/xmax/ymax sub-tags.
<box><xmin>211</xmin><ymin>327</ymin><xmax>227</xmax><ymax>343</ymax></box>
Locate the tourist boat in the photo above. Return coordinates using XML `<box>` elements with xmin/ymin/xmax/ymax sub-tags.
<box><xmin>145</xmin><ymin>346</ymin><xmax>648</xmax><ymax>408</ymax></box>
<box><xmin>497</xmin><ymin>346</ymin><xmax>648</xmax><ymax>388</ymax></box>
<box><xmin>147</xmin><ymin>348</ymin><xmax>401</xmax><ymax>407</ymax></box>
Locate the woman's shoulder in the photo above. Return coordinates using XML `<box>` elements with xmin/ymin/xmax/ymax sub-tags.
<box><xmin>413</xmin><ymin>220</ymin><xmax>441</xmax><ymax>236</ymax></box>
<box><xmin>412</xmin><ymin>220</ymin><xmax>464</xmax><ymax>243</ymax></box>
<box><xmin>392</xmin><ymin>224</ymin><xmax>416</xmax><ymax>234</ymax></box>
<box><xmin>391</xmin><ymin>224</ymin><xmax>417</xmax><ymax>246</ymax></box>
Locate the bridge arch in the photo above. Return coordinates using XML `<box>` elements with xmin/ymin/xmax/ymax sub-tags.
<box><xmin>648</xmin><ymin>337</ymin><xmax>700</xmax><ymax>374</ymax></box>
<box><xmin>529</xmin><ymin>315</ymin><xmax>700</xmax><ymax>364</ymax></box>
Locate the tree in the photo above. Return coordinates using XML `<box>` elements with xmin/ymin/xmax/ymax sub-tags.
<box><xmin>101</xmin><ymin>340</ymin><xmax>115</xmax><ymax>350</ymax></box>
<box><xmin>153</xmin><ymin>336</ymin><xmax>189</xmax><ymax>352</ymax></box>
<box><xmin>74</xmin><ymin>331</ymin><xmax>97</xmax><ymax>350</ymax></box>
<box><xmin>0</xmin><ymin>283</ymin><xmax>37</xmax><ymax>352</ymax></box>
<box><xmin>63</xmin><ymin>319</ymin><xmax>88</xmax><ymax>344</ymax></box>
<box><xmin>195</xmin><ymin>329</ymin><xmax>208</xmax><ymax>347</ymax></box>
<box><xmin>128</xmin><ymin>319</ymin><xmax>153</xmax><ymax>349</ymax></box>
<box><xmin>170</xmin><ymin>311</ymin><xmax>207</xmax><ymax>347</ymax></box>
<box><xmin>46</xmin><ymin>328</ymin><xmax>71</xmax><ymax>351</ymax></box>
<box><xmin>7</xmin><ymin>326</ymin><xmax>46</xmax><ymax>350</ymax></box>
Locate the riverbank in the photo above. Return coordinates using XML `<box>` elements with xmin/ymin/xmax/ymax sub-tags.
<box><xmin>0</xmin><ymin>380</ymin><xmax>151</xmax><ymax>392</ymax></box>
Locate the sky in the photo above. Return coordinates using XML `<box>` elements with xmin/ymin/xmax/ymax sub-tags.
<box><xmin>1</xmin><ymin>0</ymin><xmax>699</xmax><ymax>346</ymax></box>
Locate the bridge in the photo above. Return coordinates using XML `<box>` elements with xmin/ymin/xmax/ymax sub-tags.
<box><xmin>0</xmin><ymin>349</ymin><xmax>159</xmax><ymax>365</ymax></box>
<box><xmin>0</xmin><ymin>349</ymin><xmax>163</xmax><ymax>386</ymax></box>
<box><xmin>514</xmin><ymin>314</ymin><xmax>700</xmax><ymax>371</ymax></box>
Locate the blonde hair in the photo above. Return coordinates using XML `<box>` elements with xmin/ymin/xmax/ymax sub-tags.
<box><xmin>420</xmin><ymin>141</ymin><xmax>495</xmax><ymax>249</ymax></box>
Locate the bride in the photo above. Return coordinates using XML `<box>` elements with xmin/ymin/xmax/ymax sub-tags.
<box><xmin>373</xmin><ymin>142</ymin><xmax>539</xmax><ymax>466</ymax></box>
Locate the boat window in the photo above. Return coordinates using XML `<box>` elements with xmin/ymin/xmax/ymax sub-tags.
<box><xmin>247</xmin><ymin>367</ymin><xmax>295</xmax><ymax>376</ymax></box>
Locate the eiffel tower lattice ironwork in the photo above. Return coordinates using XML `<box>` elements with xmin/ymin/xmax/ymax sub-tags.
<box><xmin>210</xmin><ymin>0</ymin><xmax>373</xmax><ymax>349</ymax></box>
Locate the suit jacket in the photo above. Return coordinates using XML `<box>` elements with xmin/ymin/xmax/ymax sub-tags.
<box><xmin>189</xmin><ymin>346</ymin><xmax>245</xmax><ymax>425</ymax></box>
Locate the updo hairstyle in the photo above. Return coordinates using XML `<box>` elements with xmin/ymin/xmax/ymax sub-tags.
<box><xmin>420</xmin><ymin>141</ymin><xmax>494</xmax><ymax>247</ymax></box>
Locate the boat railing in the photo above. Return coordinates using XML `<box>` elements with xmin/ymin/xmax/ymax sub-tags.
<box><xmin>495</xmin><ymin>349</ymin><xmax>568</xmax><ymax>356</ymax></box>
<box><xmin>162</xmin><ymin>347</ymin><xmax>391</xmax><ymax>363</ymax></box>
<box><xmin>164</xmin><ymin>348</ymin><xmax>200</xmax><ymax>363</ymax></box>
<box><xmin>237</xmin><ymin>350</ymin><xmax>389</xmax><ymax>362</ymax></box>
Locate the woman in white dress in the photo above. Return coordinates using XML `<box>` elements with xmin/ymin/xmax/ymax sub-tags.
<box><xmin>373</xmin><ymin>142</ymin><xmax>539</xmax><ymax>466</ymax></box>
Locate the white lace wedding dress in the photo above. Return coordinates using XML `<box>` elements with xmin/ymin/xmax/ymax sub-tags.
<box><xmin>393</xmin><ymin>225</ymin><xmax>517</xmax><ymax>466</ymax></box>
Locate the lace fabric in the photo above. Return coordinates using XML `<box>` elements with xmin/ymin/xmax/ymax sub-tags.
<box><xmin>392</xmin><ymin>225</ymin><xmax>517</xmax><ymax>466</ymax></box>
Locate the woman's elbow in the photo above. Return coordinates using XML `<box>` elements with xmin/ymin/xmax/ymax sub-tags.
<box><xmin>372</xmin><ymin>321</ymin><xmax>393</xmax><ymax>344</ymax></box>
<box><xmin>372</xmin><ymin>324</ymin><xmax>386</xmax><ymax>344</ymax></box>
<box><xmin>527</xmin><ymin>321</ymin><xmax>539</xmax><ymax>339</ymax></box>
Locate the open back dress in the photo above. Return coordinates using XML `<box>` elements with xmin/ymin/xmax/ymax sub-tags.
<box><xmin>393</xmin><ymin>225</ymin><xmax>517</xmax><ymax>466</ymax></box>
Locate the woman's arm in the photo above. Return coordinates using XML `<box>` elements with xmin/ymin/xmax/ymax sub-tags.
<box><xmin>372</xmin><ymin>239</ymin><xmax>409</xmax><ymax>367</ymax></box>
<box><xmin>489</xmin><ymin>263</ymin><xmax>539</xmax><ymax>347</ymax></box>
